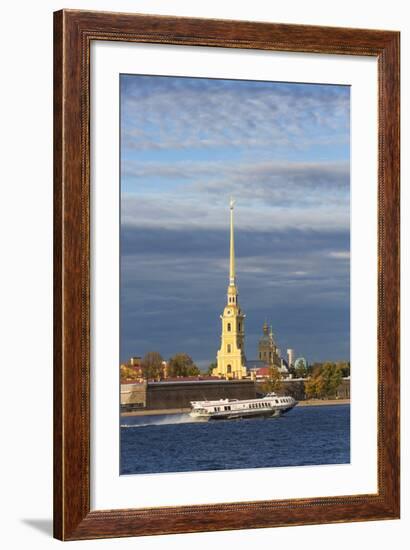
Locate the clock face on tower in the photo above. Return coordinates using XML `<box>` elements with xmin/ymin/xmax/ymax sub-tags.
<box><xmin>227</xmin><ymin>309</ymin><xmax>231</xmax><ymax>315</ymax></box>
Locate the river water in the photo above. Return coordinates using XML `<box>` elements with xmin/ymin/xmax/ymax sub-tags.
<box><xmin>120</xmin><ymin>404</ymin><xmax>350</xmax><ymax>475</ymax></box>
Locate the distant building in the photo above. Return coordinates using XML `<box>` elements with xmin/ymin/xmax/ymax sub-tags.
<box><xmin>162</xmin><ymin>360</ymin><xmax>169</xmax><ymax>379</ymax></box>
<box><xmin>287</xmin><ymin>348</ymin><xmax>295</xmax><ymax>367</ymax></box>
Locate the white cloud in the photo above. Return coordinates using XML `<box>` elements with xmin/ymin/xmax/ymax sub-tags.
<box><xmin>121</xmin><ymin>78</ymin><xmax>349</xmax><ymax>151</ymax></box>
<box><xmin>328</xmin><ymin>251</ymin><xmax>350</xmax><ymax>260</ymax></box>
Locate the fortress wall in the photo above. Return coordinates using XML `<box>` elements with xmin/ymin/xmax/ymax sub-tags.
<box><xmin>120</xmin><ymin>378</ymin><xmax>350</xmax><ymax>412</ymax></box>
<box><xmin>146</xmin><ymin>380</ymin><xmax>256</xmax><ymax>409</ymax></box>
<box><xmin>120</xmin><ymin>382</ymin><xmax>147</xmax><ymax>410</ymax></box>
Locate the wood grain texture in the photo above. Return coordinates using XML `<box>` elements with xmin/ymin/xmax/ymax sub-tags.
<box><xmin>53</xmin><ymin>9</ymin><xmax>400</xmax><ymax>541</ymax></box>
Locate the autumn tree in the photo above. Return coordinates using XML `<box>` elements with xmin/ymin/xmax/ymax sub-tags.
<box><xmin>261</xmin><ymin>365</ymin><xmax>282</xmax><ymax>394</ymax></box>
<box><xmin>304</xmin><ymin>362</ymin><xmax>343</xmax><ymax>399</ymax></box>
<box><xmin>304</xmin><ymin>376</ymin><xmax>320</xmax><ymax>399</ymax></box>
<box><xmin>141</xmin><ymin>351</ymin><xmax>164</xmax><ymax>380</ymax></box>
<box><xmin>120</xmin><ymin>364</ymin><xmax>139</xmax><ymax>382</ymax></box>
<box><xmin>168</xmin><ymin>353</ymin><xmax>200</xmax><ymax>377</ymax></box>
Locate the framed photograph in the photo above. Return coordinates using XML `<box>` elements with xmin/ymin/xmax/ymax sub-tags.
<box><xmin>54</xmin><ymin>9</ymin><xmax>400</xmax><ymax>540</ymax></box>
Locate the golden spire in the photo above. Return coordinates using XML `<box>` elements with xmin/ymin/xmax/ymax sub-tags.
<box><xmin>229</xmin><ymin>198</ymin><xmax>235</xmax><ymax>286</ymax></box>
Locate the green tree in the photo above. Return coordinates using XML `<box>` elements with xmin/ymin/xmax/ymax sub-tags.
<box><xmin>319</xmin><ymin>362</ymin><xmax>343</xmax><ymax>398</ymax></box>
<box><xmin>295</xmin><ymin>362</ymin><xmax>308</xmax><ymax>379</ymax></box>
<box><xmin>207</xmin><ymin>362</ymin><xmax>217</xmax><ymax>375</ymax></box>
<box><xmin>337</xmin><ymin>361</ymin><xmax>350</xmax><ymax>377</ymax></box>
<box><xmin>141</xmin><ymin>351</ymin><xmax>164</xmax><ymax>380</ymax></box>
<box><xmin>288</xmin><ymin>365</ymin><xmax>296</xmax><ymax>378</ymax></box>
<box><xmin>168</xmin><ymin>353</ymin><xmax>200</xmax><ymax>377</ymax></box>
<box><xmin>261</xmin><ymin>366</ymin><xmax>282</xmax><ymax>394</ymax></box>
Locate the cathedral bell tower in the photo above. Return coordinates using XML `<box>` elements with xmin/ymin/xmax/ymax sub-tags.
<box><xmin>258</xmin><ymin>322</ymin><xmax>281</xmax><ymax>368</ymax></box>
<box><xmin>213</xmin><ymin>199</ymin><xmax>247</xmax><ymax>380</ymax></box>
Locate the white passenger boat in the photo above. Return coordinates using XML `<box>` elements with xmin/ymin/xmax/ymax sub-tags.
<box><xmin>189</xmin><ymin>392</ymin><xmax>296</xmax><ymax>421</ymax></box>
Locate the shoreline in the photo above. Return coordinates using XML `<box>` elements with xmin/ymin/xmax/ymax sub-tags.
<box><xmin>296</xmin><ymin>399</ymin><xmax>350</xmax><ymax>407</ymax></box>
<box><xmin>121</xmin><ymin>399</ymin><xmax>350</xmax><ymax>417</ymax></box>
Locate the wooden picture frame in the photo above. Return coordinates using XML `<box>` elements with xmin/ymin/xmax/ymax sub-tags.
<box><xmin>54</xmin><ymin>9</ymin><xmax>400</xmax><ymax>541</ymax></box>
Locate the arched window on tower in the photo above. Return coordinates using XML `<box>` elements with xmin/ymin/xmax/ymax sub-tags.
<box><xmin>227</xmin><ymin>365</ymin><xmax>232</xmax><ymax>373</ymax></box>
<box><xmin>238</xmin><ymin>322</ymin><xmax>241</xmax><ymax>331</ymax></box>
<box><xmin>227</xmin><ymin>323</ymin><xmax>231</xmax><ymax>332</ymax></box>
<box><xmin>227</xmin><ymin>344</ymin><xmax>231</xmax><ymax>353</ymax></box>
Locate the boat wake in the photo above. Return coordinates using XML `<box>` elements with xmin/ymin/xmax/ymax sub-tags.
<box><xmin>121</xmin><ymin>414</ymin><xmax>194</xmax><ymax>428</ymax></box>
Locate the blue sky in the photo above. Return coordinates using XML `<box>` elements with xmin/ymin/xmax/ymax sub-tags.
<box><xmin>120</xmin><ymin>75</ymin><xmax>350</xmax><ymax>368</ymax></box>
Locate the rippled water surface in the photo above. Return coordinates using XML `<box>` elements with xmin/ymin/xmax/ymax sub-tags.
<box><xmin>120</xmin><ymin>404</ymin><xmax>350</xmax><ymax>475</ymax></box>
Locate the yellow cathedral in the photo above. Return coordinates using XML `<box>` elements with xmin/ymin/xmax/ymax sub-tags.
<box><xmin>213</xmin><ymin>199</ymin><xmax>247</xmax><ymax>380</ymax></box>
